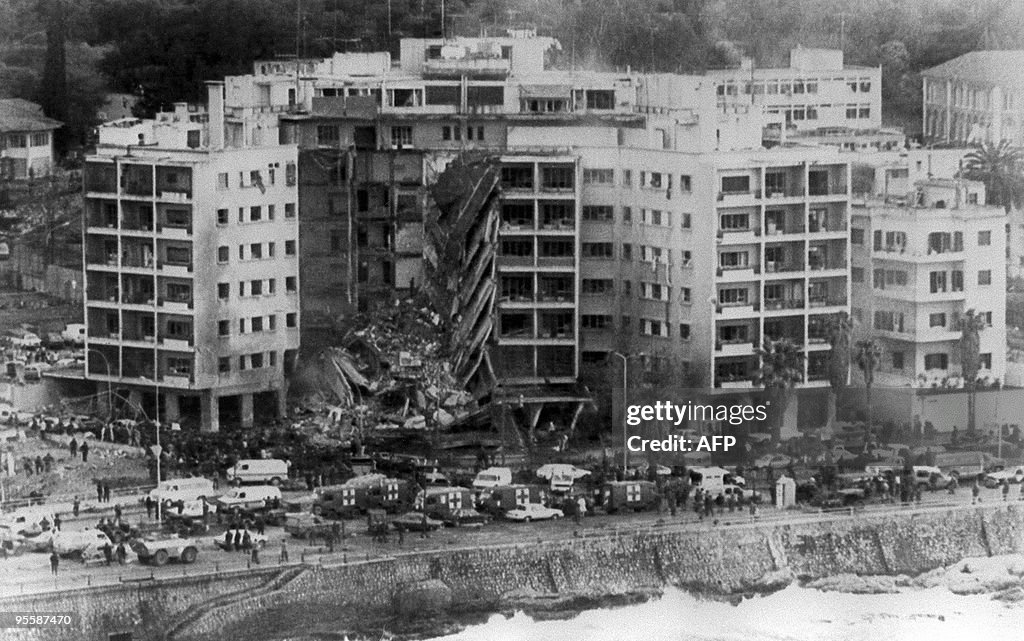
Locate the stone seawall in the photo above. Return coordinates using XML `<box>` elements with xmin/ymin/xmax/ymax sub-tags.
<box><xmin>2</xmin><ymin>505</ymin><xmax>1022</xmax><ymax>641</ymax></box>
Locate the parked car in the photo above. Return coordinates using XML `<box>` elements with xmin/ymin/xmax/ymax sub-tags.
<box><xmin>984</xmin><ymin>467</ymin><xmax>1024</xmax><ymax>488</ymax></box>
<box><xmin>390</xmin><ymin>512</ymin><xmax>443</xmax><ymax>532</ymax></box>
<box><xmin>214</xmin><ymin>486</ymin><xmax>282</xmax><ymax>513</ymax></box>
<box><xmin>505</xmin><ymin>503</ymin><xmax>563</xmax><ymax>522</ymax></box>
<box><xmin>284</xmin><ymin>514</ymin><xmax>335</xmax><ymax>539</ymax></box>
<box><xmin>440</xmin><ymin>507</ymin><xmax>489</xmax><ymax>528</ymax></box>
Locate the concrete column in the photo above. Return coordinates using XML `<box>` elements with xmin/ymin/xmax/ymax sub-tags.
<box><xmin>276</xmin><ymin>388</ymin><xmax>288</xmax><ymax>419</ymax></box>
<box><xmin>201</xmin><ymin>392</ymin><xmax>220</xmax><ymax>433</ymax></box>
<box><xmin>164</xmin><ymin>393</ymin><xmax>181</xmax><ymax>423</ymax></box>
<box><xmin>240</xmin><ymin>393</ymin><xmax>254</xmax><ymax>429</ymax></box>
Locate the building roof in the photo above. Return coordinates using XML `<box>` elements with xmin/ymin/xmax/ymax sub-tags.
<box><xmin>921</xmin><ymin>51</ymin><xmax>1024</xmax><ymax>87</ymax></box>
<box><xmin>0</xmin><ymin>99</ymin><xmax>63</xmax><ymax>133</ymax></box>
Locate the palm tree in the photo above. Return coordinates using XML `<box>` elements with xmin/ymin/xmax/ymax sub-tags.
<box><xmin>756</xmin><ymin>338</ymin><xmax>804</xmax><ymax>442</ymax></box>
<box><xmin>962</xmin><ymin>141</ymin><xmax>1024</xmax><ymax>214</ymax></box>
<box><xmin>959</xmin><ymin>309</ymin><xmax>986</xmax><ymax>437</ymax></box>
<box><xmin>854</xmin><ymin>339</ymin><xmax>882</xmax><ymax>444</ymax></box>
<box><xmin>825</xmin><ymin>312</ymin><xmax>852</xmax><ymax>436</ymax></box>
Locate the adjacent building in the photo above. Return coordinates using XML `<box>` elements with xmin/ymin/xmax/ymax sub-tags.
<box><xmin>851</xmin><ymin>178</ymin><xmax>1006</xmax><ymax>388</ymax></box>
<box><xmin>0</xmin><ymin>98</ymin><xmax>62</xmax><ymax>180</ymax></box>
<box><xmin>82</xmin><ymin>89</ymin><xmax>300</xmax><ymax>431</ymax></box>
<box><xmin>922</xmin><ymin>50</ymin><xmax>1024</xmax><ymax>145</ymax></box>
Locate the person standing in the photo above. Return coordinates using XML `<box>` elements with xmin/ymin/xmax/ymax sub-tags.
<box><xmin>103</xmin><ymin>484</ymin><xmax>111</xmax><ymax>503</ymax></box>
<box><xmin>69</xmin><ymin>437</ymin><xmax>78</xmax><ymax>460</ymax></box>
<box><xmin>96</xmin><ymin>480</ymin><xmax>103</xmax><ymax>503</ymax></box>
<box><xmin>972</xmin><ymin>479</ymin><xmax>981</xmax><ymax>505</ymax></box>
<box><xmin>145</xmin><ymin>496</ymin><xmax>154</xmax><ymax>520</ymax></box>
<box><xmin>49</xmin><ymin>551</ymin><xmax>59</xmax><ymax>575</ymax></box>
<box><xmin>279</xmin><ymin>539</ymin><xmax>288</xmax><ymax>563</ymax></box>
<box><xmin>114</xmin><ymin>504</ymin><xmax>123</xmax><ymax>523</ymax></box>
<box><xmin>80</xmin><ymin>441</ymin><xmax>89</xmax><ymax>463</ymax></box>
<box><xmin>115</xmin><ymin>542</ymin><xmax>127</xmax><ymax>565</ymax></box>
<box><xmin>1002</xmin><ymin>480</ymin><xmax>1011</xmax><ymax>502</ymax></box>
<box><xmin>53</xmin><ymin>514</ymin><xmax>61</xmax><ymax>532</ymax></box>
<box><xmin>72</xmin><ymin>497</ymin><xmax>80</xmax><ymax>518</ymax></box>
<box><xmin>34</xmin><ymin>456</ymin><xmax>43</xmax><ymax>474</ymax></box>
<box><xmin>251</xmin><ymin>546</ymin><xmax>260</xmax><ymax>565</ymax></box>
<box><xmin>224</xmin><ymin>530</ymin><xmax>233</xmax><ymax>552</ymax></box>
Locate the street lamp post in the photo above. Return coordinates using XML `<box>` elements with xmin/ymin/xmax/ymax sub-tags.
<box><xmin>611</xmin><ymin>352</ymin><xmax>643</xmax><ymax>474</ymax></box>
<box><xmin>140</xmin><ymin>374</ymin><xmax>161</xmax><ymax>522</ymax></box>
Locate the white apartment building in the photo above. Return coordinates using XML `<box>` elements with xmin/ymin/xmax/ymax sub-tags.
<box><xmin>707</xmin><ymin>47</ymin><xmax>885</xmax><ymax>148</ymax></box>
<box><xmin>82</xmin><ymin>85</ymin><xmax>300</xmax><ymax>431</ymax></box>
<box><xmin>922</xmin><ymin>50</ymin><xmax>1024</xmax><ymax>145</ymax></box>
<box><xmin>851</xmin><ymin>179</ymin><xmax>1006</xmax><ymax>388</ymax></box>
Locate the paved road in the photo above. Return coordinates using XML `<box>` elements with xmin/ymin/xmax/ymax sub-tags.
<box><xmin>1</xmin><ymin>483</ymin><xmax>1020</xmax><ymax>598</ymax></box>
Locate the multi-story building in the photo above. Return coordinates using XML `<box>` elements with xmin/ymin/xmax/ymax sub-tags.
<box><xmin>708</xmin><ymin>48</ymin><xmax>892</xmax><ymax>150</ymax></box>
<box><xmin>0</xmin><ymin>98</ymin><xmax>62</xmax><ymax>179</ymax></box>
<box><xmin>851</xmin><ymin>178</ymin><xmax>1006</xmax><ymax>387</ymax></box>
<box><xmin>82</xmin><ymin>86</ymin><xmax>300</xmax><ymax>431</ymax></box>
<box><xmin>207</xmin><ymin>31</ymin><xmax>853</xmax><ymax>435</ymax></box>
<box><xmin>922</xmin><ymin>50</ymin><xmax>1024</xmax><ymax>145</ymax></box>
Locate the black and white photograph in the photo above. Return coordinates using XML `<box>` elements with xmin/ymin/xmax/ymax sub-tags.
<box><xmin>1</xmin><ymin>0</ymin><xmax>1023</xmax><ymax>639</ymax></box>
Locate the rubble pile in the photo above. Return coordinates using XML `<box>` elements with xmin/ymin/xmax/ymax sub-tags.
<box><xmin>292</xmin><ymin>297</ymin><xmax>481</xmax><ymax>441</ymax></box>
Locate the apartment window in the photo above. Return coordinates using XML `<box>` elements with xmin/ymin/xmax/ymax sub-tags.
<box><xmin>268</xmin><ymin>315</ymin><xmax>277</xmax><ymax>331</ymax></box>
<box><xmin>217</xmin><ymin>173</ymin><xmax>229</xmax><ymax>190</ymax></box>
<box><xmin>217</xmin><ymin>246</ymin><xmax>229</xmax><ymax>263</ymax></box>
<box><xmin>267</xmin><ymin>205</ymin><xmax>275</xmax><ymax>220</ymax></box>
<box><xmin>680</xmin><ymin>213</ymin><xmax>691</xmax><ymax>229</ymax></box>
<box><xmin>250</xmin><ymin>243</ymin><xmax>263</xmax><ymax>259</ymax></box>
<box><xmin>441</xmin><ymin>126</ymin><xmax>452</xmax><ymax>141</ymax></box>
<box><xmin>238</xmin><ymin>208</ymin><xmax>245</xmax><ymax>223</ymax></box>
<box><xmin>581</xmin><ymin>279</ymin><xmax>614</xmax><ymax>295</ymax></box>
<box><xmin>238</xmin><ymin>318</ymin><xmax>247</xmax><ymax>334</ymax></box>
<box><xmin>719</xmin><ymin>251</ymin><xmax>749</xmax><ymax>268</ymax></box>
<box><xmin>648</xmin><ymin>172</ymin><xmax>663</xmax><ymax>189</ymax></box>
<box><xmin>268</xmin><ymin>242</ymin><xmax>275</xmax><ymax>258</ymax></box>
<box><xmin>251</xmin><ymin>280</ymin><xmax>263</xmax><ymax>296</ymax></box>
<box><xmin>681</xmin><ymin>287</ymin><xmax>691</xmax><ymax>303</ymax></box>
<box><xmin>285</xmin><ymin>240</ymin><xmax>296</xmax><ymax>256</ymax></box>
<box><xmin>218</xmin><ymin>357</ymin><xmax>231</xmax><ymax>373</ymax></box>
<box><xmin>929</xmin><ymin>313</ymin><xmax>946</xmax><ymax>328</ymax></box>
<box><xmin>582</xmin><ymin>242</ymin><xmax>614</xmax><ymax>259</ymax></box>
<box><xmin>851</xmin><ymin>267</ymin><xmax>864</xmax><ymax>283</ymax></box>
<box><xmin>286</xmin><ymin>276</ymin><xmax>297</xmax><ymax>292</ymax></box>
<box><xmin>238</xmin><ymin>355</ymin><xmax>247</xmax><ymax>371</ymax></box>
<box><xmin>980</xmin><ymin>353</ymin><xmax>992</xmax><ymax>370</ymax></box>
<box><xmin>238</xmin><ymin>245</ymin><xmax>245</xmax><ymax>260</ymax></box>
<box><xmin>978</xmin><ymin>269</ymin><xmax>992</xmax><ymax>285</ymax></box>
<box><xmin>679</xmin><ymin>175</ymin><xmax>692</xmax><ymax>192</ymax></box>
<box><xmin>541</xmin><ymin>166</ymin><xmax>574</xmax><ymax>189</ymax></box>
<box><xmin>217</xmin><ymin>209</ymin><xmax>229</xmax><ymax>225</ymax></box>
<box><xmin>317</xmin><ymin>125</ymin><xmax>339</xmax><ymax>145</ymax></box>
<box><xmin>679</xmin><ymin>324</ymin><xmax>691</xmax><ymax>340</ymax></box>
<box><xmin>390</xmin><ymin>126</ymin><xmax>413</xmax><ymax>148</ymax></box>
<box><xmin>251</xmin><ymin>353</ymin><xmax>264</xmax><ymax>368</ymax></box>
<box><xmin>924</xmin><ymin>353</ymin><xmax>949</xmax><ymax>370</ymax></box>
<box><xmin>623</xmin><ymin>281</ymin><xmax>632</xmax><ymax>296</ymax></box>
<box><xmin>891</xmin><ymin>352</ymin><xmax>904</xmax><ymax>370</ymax></box>
<box><xmin>982</xmin><ymin>311</ymin><xmax>993</xmax><ymax>326</ymax></box>
<box><xmin>721</xmin><ymin>176</ymin><xmax>750</xmax><ymax>193</ymax></box>
<box><xmin>238</xmin><ymin>281</ymin><xmax>246</xmax><ymax>297</ymax></box>
<box><xmin>681</xmin><ymin>250</ymin><xmax>692</xmax><ymax>266</ymax></box>
<box><xmin>267</xmin><ymin>279</ymin><xmax>276</xmax><ymax>294</ymax></box>
<box><xmin>846</xmin><ymin>105</ymin><xmax>858</xmax><ymax>119</ymax></box>
<box><xmin>269</xmin><ymin>351</ymin><xmax>278</xmax><ymax>367</ymax></box>
<box><xmin>978</xmin><ymin>230</ymin><xmax>992</xmax><ymax>246</ymax></box>
<box><xmin>719</xmin><ymin>288</ymin><xmax>748</xmax><ymax>305</ymax></box>
<box><xmin>641</xmin><ymin>209</ymin><xmax>670</xmax><ymax>227</ymax></box>
<box><xmin>622</xmin><ymin>169</ymin><xmax>632</xmax><ymax>187</ymax></box>
<box><xmin>720</xmin><ymin>213</ymin><xmax>749</xmax><ymax>230</ymax></box>
<box><xmin>217</xmin><ymin>283</ymin><xmax>229</xmax><ymax>300</ymax></box>
<box><xmin>251</xmin><ymin>316</ymin><xmax>264</xmax><ymax>332</ymax></box>
<box><xmin>218</xmin><ymin>320</ymin><xmax>230</xmax><ymax>336</ymax></box>
<box><xmin>641</xmin><ymin>319</ymin><xmax>668</xmax><ymax>337</ymax></box>
<box><xmin>581</xmin><ymin>315</ymin><xmax>612</xmax><ymax>330</ymax></box>
<box><xmin>640</xmin><ymin>282</ymin><xmax>669</xmax><ymax>301</ymax></box>
<box><xmin>851</xmin><ymin>228</ymin><xmax>864</xmax><ymax>245</ymax></box>
<box><xmin>285</xmin><ymin>203</ymin><xmax>296</xmax><ymax>218</ymax></box>
<box><xmin>476</xmin><ymin>126</ymin><xmax>485</xmax><ymax>140</ymax></box>
<box><xmin>621</xmin><ymin>244</ymin><xmax>632</xmax><ymax>261</ymax></box>
<box><xmin>621</xmin><ymin>206</ymin><xmax>632</xmax><ymax>223</ymax></box>
<box><xmin>929</xmin><ymin>271</ymin><xmax>947</xmax><ymax>293</ymax></box>
<box><xmin>952</xmin><ymin>270</ymin><xmax>964</xmax><ymax>291</ymax></box>
<box><xmin>286</xmin><ymin>313</ymin><xmax>297</xmax><ymax>328</ymax></box>
<box><xmin>250</xmin><ymin>206</ymin><xmax>262</xmax><ymax>222</ymax></box>
<box><xmin>582</xmin><ymin>206</ymin><xmax>614</xmax><ymax>221</ymax></box>
<box><xmin>583</xmin><ymin>169</ymin><xmax>614</xmax><ymax>184</ymax></box>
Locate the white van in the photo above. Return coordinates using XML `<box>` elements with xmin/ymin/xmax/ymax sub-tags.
<box><xmin>148</xmin><ymin>477</ymin><xmax>215</xmax><ymax>505</ymax></box>
<box><xmin>0</xmin><ymin>507</ymin><xmax>56</xmax><ymax>537</ymax></box>
<box><xmin>214</xmin><ymin>485</ymin><xmax>282</xmax><ymax>512</ymax></box>
<box><xmin>61</xmin><ymin>324</ymin><xmax>86</xmax><ymax>346</ymax></box>
<box><xmin>912</xmin><ymin>465</ymin><xmax>951</xmax><ymax>489</ymax></box>
<box><xmin>226</xmin><ymin>459</ymin><xmax>289</xmax><ymax>486</ymax></box>
<box><xmin>472</xmin><ymin>467</ymin><xmax>512</xmax><ymax>492</ymax></box>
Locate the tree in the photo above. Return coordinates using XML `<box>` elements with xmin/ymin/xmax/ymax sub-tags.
<box><xmin>958</xmin><ymin>308</ymin><xmax>986</xmax><ymax>436</ymax></box>
<box><xmin>756</xmin><ymin>338</ymin><xmax>804</xmax><ymax>442</ymax></box>
<box><xmin>825</xmin><ymin>311</ymin><xmax>852</xmax><ymax>435</ymax></box>
<box><xmin>963</xmin><ymin>141</ymin><xmax>1024</xmax><ymax>215</ymax></box>
<box><xmin>854</xmin><ymin>339</ymin><xmax>882</xmax><ymax>445</ymax></box>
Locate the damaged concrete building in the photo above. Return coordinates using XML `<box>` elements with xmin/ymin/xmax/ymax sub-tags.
<box><xmin>119</xmin><ymin>29</ymin><xmax>854</xmax><ymax>439</ymax></box>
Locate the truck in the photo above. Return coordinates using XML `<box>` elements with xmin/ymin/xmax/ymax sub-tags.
<box><xmin>313</xmin><ymin>475</ymin><xmax>414</xmax><ymax>519</ymax></box>
<box><xmin>130</xmin><ymin>534</ymin><xmax>200</xmax><ymax>566</ymax></box>
<box><xmin>226</xmin><ymin>459</ymin><xmax>289</xmax><ymax>486</ymax></box>
<box><xmin>478</xmin><ymin>484</ymin><xmax>548</xmax><ymax>517</ymax></box>
<box><xmin>600</xmin><ymin>481</ymin><xmax>659</xmax><ymax>514</ymax></box>
<box><xmin>418</xmin><ymin>486</ymin><xmax>475</xmax><ymax>521</ymax></box>
<box><xmin>472</xmin><ymin>467</ymin><xmax>513</xmax><ymax>492</ymax></box>
<box><xmin>934</xmin><ymin>451</ymin><xmax>996</xmax><ymax>481</ymax></box>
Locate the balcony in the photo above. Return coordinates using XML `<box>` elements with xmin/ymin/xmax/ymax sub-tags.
<box><xmin>764</xmin><ymin>299</ymin><xmax>805</xmax><ymax>312</ymax></box>
<box><xmin>159</xmin><ymin>297</ymin><xmax>193</xmax><ymax>313</ymax></box>
<box><xmin>717</xmin><ymin>190</ymin><xmax>761</xmax><ymax>207</ymax></box>
<box><xmin>715</xmin><ymin>341</ymin><xmax>755</xmax><ymax>357</ymax></box>
<box><xmin>423</xmin><ymin>56</ymin><xmax>510</xmax><ymax>78</ymax></box>
<box><xmin>717</xmin><ymin>266</ymin><xmax>760</xmax><ymax>282</ymax></box>
<box><xmin>156</xmin><ymin>191</ymin><xmax>192</xmax><ymax>204</ymax></box>
<box><xmin>158</xmin><ymin>262</ymin><xmax>193</xmax><ymax>277</ymax></box>
<box><xmin>763</xmin><ymin>262</ymin><xmax>805</xmax><ymax>275</ymax></box>
<box><xmin>160</xmin><ymin>338</ymin><xmax>193</xmax><ymax>351</ymax></box>
<box><xmin>718</xmin><ymin>228</ymin><xmax>760</xmax><ymax>245</ymax></box>
<box><xmin>808</xmin><ymin>296</ymin><xmax>847</xmax><ymax>309</ymax></box>
<box><xmin>717</xmin><ymin>303</ymin><xmax>759</xmax><ymax>319</ymax></box>
<box><xmin>161</xmin><ymin>374</ymin><xmax>193</xmax><ymax>388</ymax></box>
<box><xmin>536</xmin><ymin>256</ymin><xmax>575</xmax><ymax>269</ymax></box>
